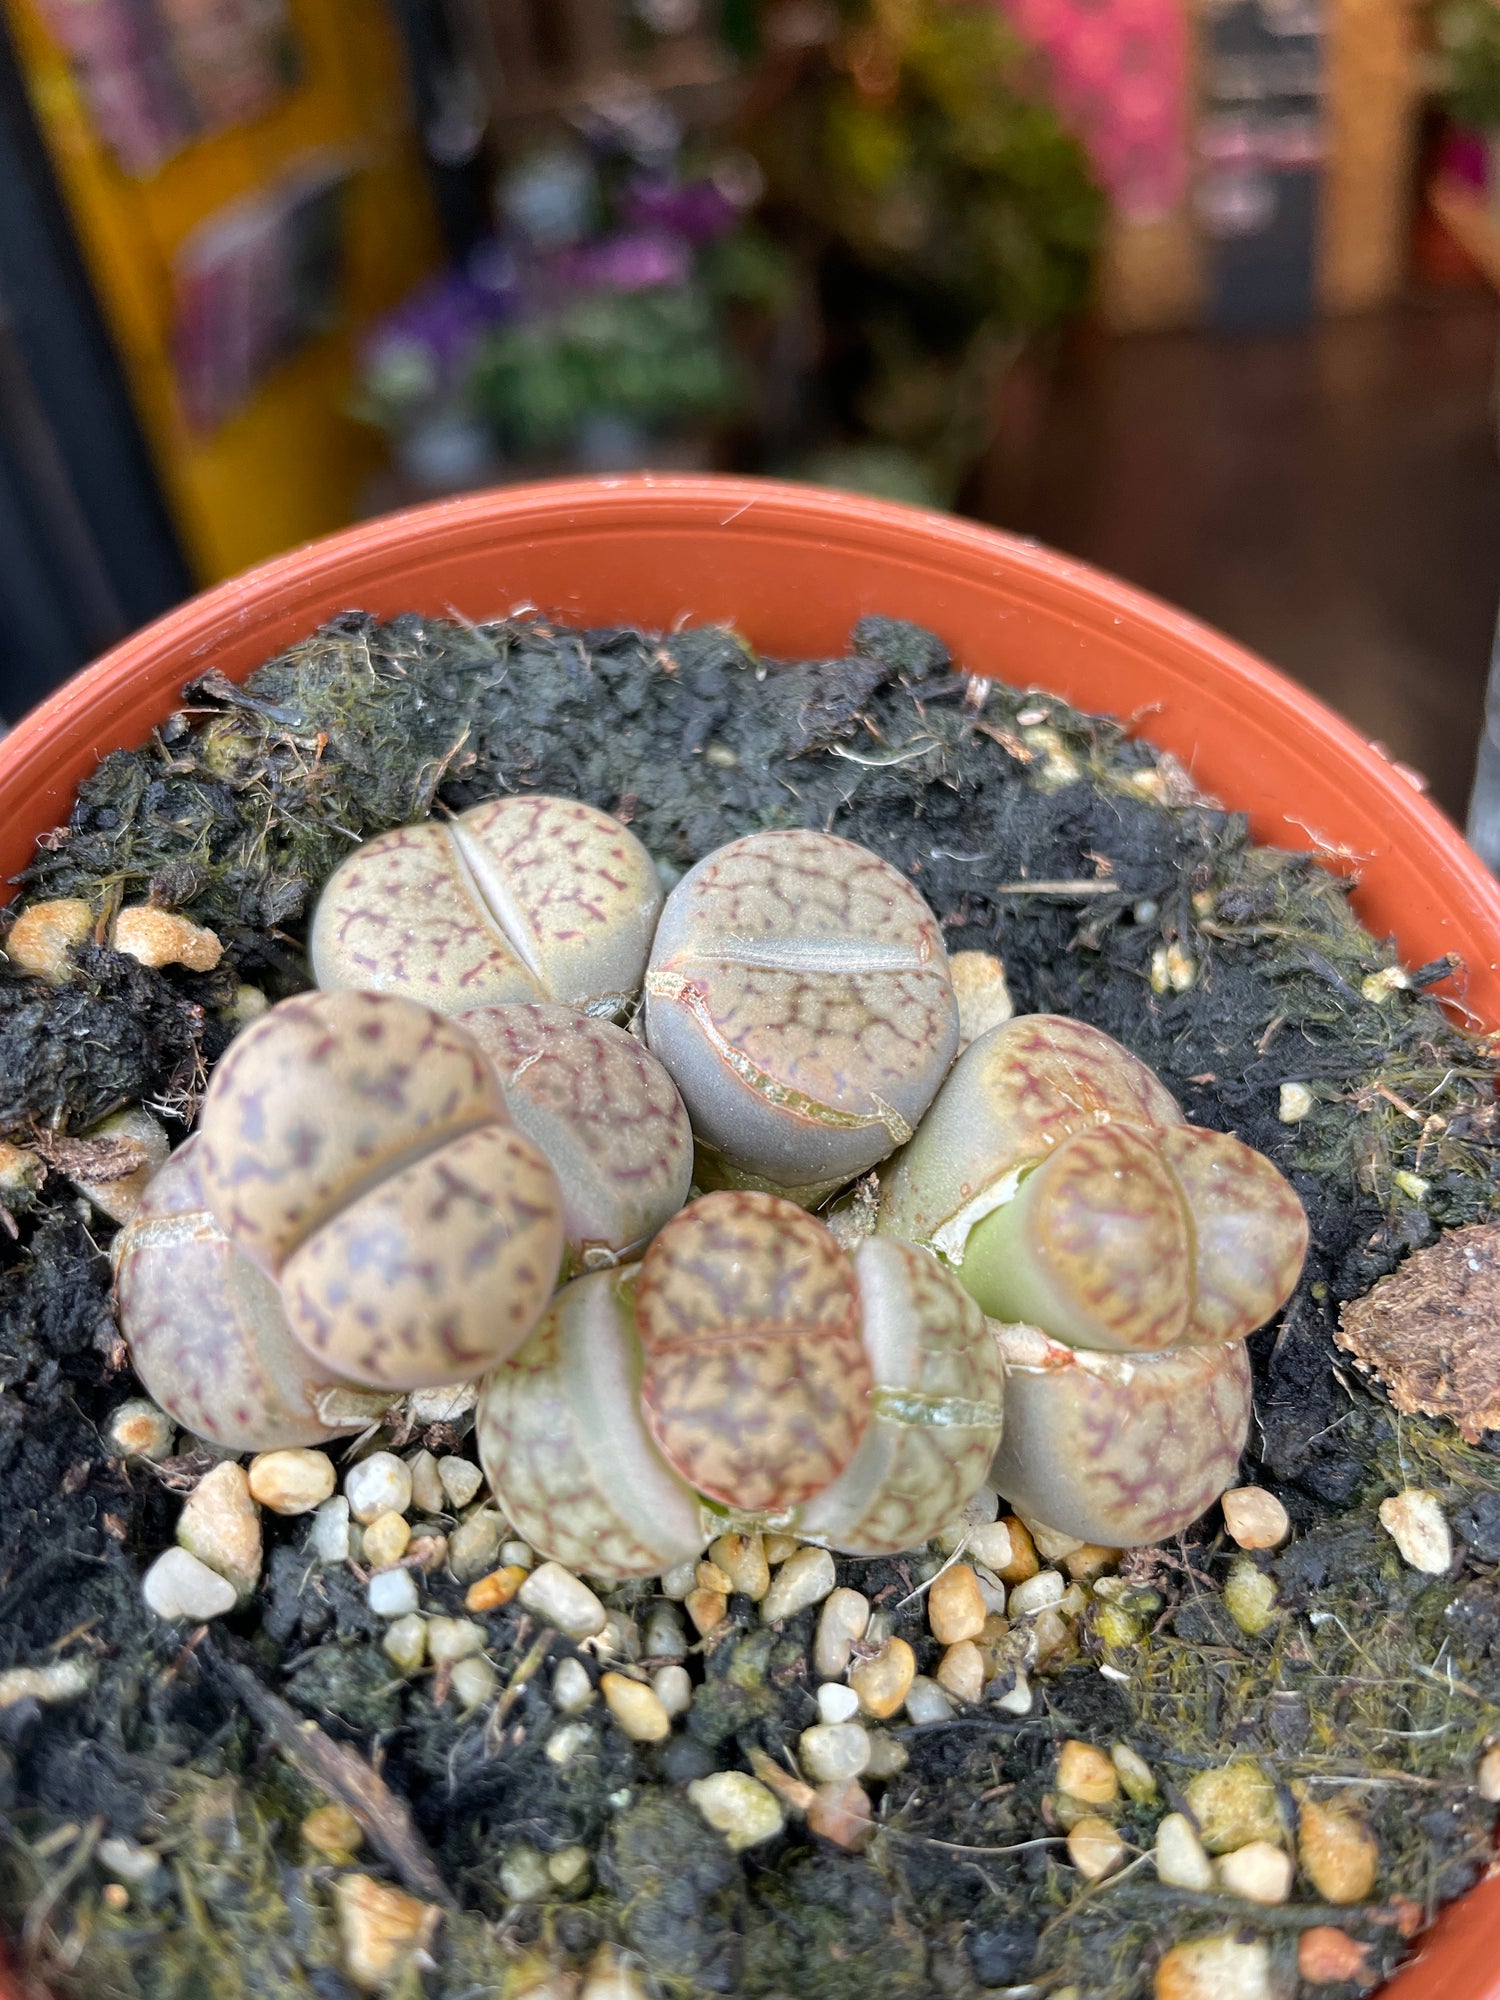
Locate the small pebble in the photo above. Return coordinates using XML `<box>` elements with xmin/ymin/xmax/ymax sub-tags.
<box><xmin>1155</xmin><ymin>1811</ymin><xmax>1216</xmax><ymax>1891</ymax></box>
<box><xmin>1297</xmin><ymin>1799</ymin><xmax>1379</xmax><ymax>1904</ymax></box>
<box><xmin>426</xmin><ymin>1616</ymin><xmax>485</xmax><ymax>1664</ymax></box>
<box><xmin>763</xmin><ymin>1532</ymin><xmax>801</xmax><ymax>1564</ymax></box>
<box><xmin>500</xmin><ymin>1846</ymin><xmax>551</xmax><ymax>1902</ymax></box>
<box><xmin>995</xmin><ymin>1668</ymin><xmax>1032</xmax><ymax>1715</ymax></box>
<box><xmin>1057</xmin><ymin>1740</ymin><xmax>1118</xmax><ymax>1806</ymax></box>
<box><xmin>1278</xmin><ymin>1081</ymin><xmax>1315</xmax><ymax>1123</ymax></box>
<box><xmin>813</xmin><ymin>1587</ymin><xmax>871</xmax><ymax>1679</ymax></box>
<box><xmin>0</xmin><ymin>1657</ymin><xmax>96</xmax><ymax>1709</ymax></box>
<box><xmin>686</xmin><ymin>1586</ymin><xmax>728</xmax><ymax>1636</ymax></box>
<box><xmin>950</xmin><ymin>950</ymin><xmax>1014</xmax><ymax>1048</ymax></box>
<box><xmin>660</xmin><ymin>1557</ymin><xmax>698</xmax><ymax>1600</ymax></box>
<box><xmin>303</xmin><ymin>1803</ymin><xmax>363</xmax><ymax>1861</ymax></box>
<box><xmin>1154</xmin><ymin>1934</ymin><xmax>1272</xmax><ymax>2000</ymax></box>
<box><xmin>1378</xmin><ymin>1489</ymin><xmax>1452</xmax><ymax>1574</ymax></box>
<box><xmin>652</xmin><ymin>1664</ymin><xmax>692</xmax><ymax>1718</ymax></box>
<box><xmin>1182</xmin><ymin>1760</ymin><xmax>1282</xmax><ymax>1853</ymax></box>
<box><xmin>697</xmin><ymin>1558</ymin><xmax>733</xmax><ymax>1594</ymax></box>
<box><xmin>97</xmin><ymin>1836</ymin><xmax>160</xmax><ymax>1883</ymax></box>
<box><xmin>552</xmin><ymin>1657</ymin><xmax>595</xmax><ymax>1713</ymax></box>
<box><xmin>849</xmin><ymin>1637</ymin><xmax>916</xmax><ymax>1719</ymax></box>
<box><xmin>177</xmin><ymin>1459</ymin><xmax>262</xmax><ymax>1599</ymax></box>
<box><xmin>1478</xmin><ymin>1745</ymin><xmax>1500</xmax><ymax>1802</ymax></box>
<box><xmin>1021</xmin><ymin>1516</ymin><xmax>1085</xmax><ymax>1562</ymax></box>
<box><xmin>367</xmin><ymin>1569</ymin><xmax>420</xmax><ymax>1619</ymax></box>
<box><xmin>709</xmin><ymin>1531</ymin><xmax>770</xmax><ymax>1600</ymax></box>
<box><xmin>799</xmin><ymin>1722</ymin><xmax>871</xmax><ymax>1783</ymax></box>
<box><xmin>1221</xmin><ymin>1485</ymin><xmax>1290</xmax><ymax>1550</ymax></box>
<box><xmin>687</xmin><ymin>1771</ymin><xmax>785</xmax><ymax>1851</ymax></box>
<box><xmin>936</xmin><ymin>1640</ymin><xmax>985</xmax><ymax>1705</ymax></box>
<box><xmin>1218</xmin><ymin>1839</ymin><xmax>1294</xmax><ymax>1904</ymax></box>
<box><xmin>310</xmin><ymin>1495</ymin><xmax>352</xmax><ymax>1562</ymax></box>
<box><xmin>362</xmin><ymin>1510</ymin><xmax>412</xmax><ymax>1570</ymax></box>
<box><xmin>447</xmin><ymin>1507</ymin><xmax>505</xmax><ymax>1582</ymax></box>
<box><xmin>966</xmin><ymin>1520</ymin><xmax>1015</xmax><ymax>1572</ymax></box>
<box><xmin>596</xmin><ymin>1609</ymin><xmax>641</xmax><ymax>1662</ymax></box>
<box><xmin>406</xmin><ymin>1450</ymin><xmax>444</xmax><ymax>1516</ymax></box>
<box><xmin>382</xmin><ymin>1614</ymin><xmax>427</xmax><ymax>1673</ymax></box>
<box><xmin>406</xmin><ymin>1381</ymin><xmax>478</xmax><ymax>1428</ymax></box>
<box><xmin>601</xmin><ymin>1671</ymin><xmax>672</xmax><ymax>1743</ymax></box>
<box><xmin>438</xmin><ymin>1456</ymin><xmax>483</xmax><ymax>1509</ymax></box>
<box><xmin>817</xmin><ymin>1681</ymin><xmax>860</xmax><ymax>1724</ymax></box>
<box><xmin>518</xmin><ymin>1562</ymin><xmax>606</xmax><ymax>1640</ymax></box>
<box><xmin>465</xmin><ymin>1564</ymin><xmax>527</xmax><ymax>1613</ymax></box>
<box><xmin>903</xmin><ymin>1676</ymin><xmax>954</xmax><ymax>1725</ymax></box>
<box><xmin>548</xmin><ymin>1845</ymin><xmax>590</xmax><ymax>1891</ymax></box>
<box><xmin>345</xmin><ymin>1452</ymin><xmax>413</xmax><ymax>1524</ymax></box>
<box><xmin>546</xmin><ymin>1720</ymin><xmax>595</xmax><ymax>1767</ymax></box>
<box><xmin>807</xmin><ymin>1777</ymin><xmax>876</xmax><ymax>1851</ymax></box>
<box><xmin>142</xmin><ymin>1547</ymin><xmax>238</xmax><ymax>1622</ymax></box>
<box><xmin>1111</xmin><ymin>1743</ymin><xmax>1157</xmax><ymax>1803</ymax></box>
<box><xmin>643</xmin><ymin>1602</ymin><xmax>689</xmax><ymax>1661</ymax></box>
<box><xmin>450</xmin><ymin>1655</ymin><xmax>497</xmax><ymax>1709</ymax></box>
<box><xmin>936</xmin><ymin>1485</ymin><xmax>1002</xmax><ymax>1552</ymax></box>
<box><xmin>251</xmin><ymin>1448</ymin><xmax>336</xmax><ymax>1516</ymax></box>
<box><xmin>1008</xmin><ymin>1568</ymin><xmax>1065</xmax><ymax>1618</ymax></box>
<box><xmin>862</xmin><ymin>1731</ymin><xmax>909</xmax><ymax>1779</ymax></box>
<box><xmin>1067</xmin><ymin>1816</ymin><xmax>1126</xmax><ymax>1880</ymax></box>
<box><xmin>995</xmin><ymin>1515</ymin><xmax>1040</xmax><ymax>1584</ymax></box>
<box><xmin>105</xmin><ymin>1398</ymin><xmax>175</xmax><ymax>1464</ymax></box>
<box><xmin>928</xmin><ymin>1562</ymin><xmax>987</xmax><ymax>1645</ymax></box>
<box><xmin>335</xmin><ymin>1873</ymin><xmax>440</xmax><ymax>1992</ymax></box>
<box><xmin>500</xmin><ymin>1539</ymin><xmax>534</xmax><ymax>1570</ymax></box>
<box><xmin>114</xmin><ymin>905</ymin><xmax>222</xmax><ymax>971</ymax></box>
<box><xmin>1224</xmin><ymin>1556</ymin><xmax>1278</xmax><ymax>1636</ymax></box>
<box><xmin>1297</xmin><ymin>1928</ymin><xmax>1376</xmax><ymax>1987</ymax></box>
<box><xmin>761</xmin><ymin>1545</ymin><xmax>836</xmax><ymax>1623</ymax></box>
<box><xmin>5</xmin><ymin>897</ymin><xmax>92</xmax><ymax>979</ymax></box>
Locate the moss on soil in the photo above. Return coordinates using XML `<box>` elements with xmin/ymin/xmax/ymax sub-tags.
<box><xmin>1</xmin><ymin>613</ymin><xmax>1497</xmax><ymax>1998</ymax></box>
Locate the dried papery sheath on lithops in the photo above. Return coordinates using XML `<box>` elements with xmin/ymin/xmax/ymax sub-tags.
<box><xmin>475</xmin><ymin>1198</ymin><xmax>1003</xmax><ymax>1578</ymax></box>
<box><xmin>634</xmin><ymin>1191</ymin><xmax>873</xmax><ymax>1514</ymax></box>
<box><xmin>878</xmin><ymin>1013</ymin><xmax>1306</xmax><ymax>1351</ymax></box>
<box><xmin>191</xmin><ymin>989</ymin><xmax>566</xmax><ymax>1390</ymax></box>
<box><xmin>643</xmin><ymin>828</ymin><xmax>959</xmax><ymax>1202</ymax></box>
<box><xmin>311</xmin><ymin>794</ymin><xmax>662</xmax><ymax>1018</ymax></box>
<box><xmin>475</xmin><ymin>1267</ymin><xmax>711</xmax><ymax>1579</ymax></box>
<box><xmin>458</xmin><ymin>1002</ymin><xmax>692</xmax><ymax>1275</ymax></box>
<box><xmin>113</xmin><ymin>1140</ymin><xmax>376</xmax><ymax>1452</ymax></box>
<box><xmin>989</xmin><ymin>1323</ymin><xmax>1253</xmax><ymax>1546</ymax></box>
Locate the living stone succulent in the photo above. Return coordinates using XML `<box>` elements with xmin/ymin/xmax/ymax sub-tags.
<box><xmin>458</xmin><ymin>1002</ymin><xmax>691</xmax><ymax>1277</ymax></box>
<box><xmin>878</xmin><ymin>1013</ymin><xmax>1307</xmax><ymax>1544</ymax></box>
<box><xmin>643</xmin><ymin>828</ymin><xmax>960</xmax><ymax>1203</ymax></box>
<box><xmin>311</xmin><ymin>794</ymin><xmax>662</xmax><ymax>1018</ymax></box>
<box><xmin>116</xmin><ymin>990</ymin><xmax>567</xmax><ymax>1435</ymax></box>
<box><xmin>476</xmin><ymin>1190</ymin><xmax>1004</xmax><ymax>1580</ymax></box>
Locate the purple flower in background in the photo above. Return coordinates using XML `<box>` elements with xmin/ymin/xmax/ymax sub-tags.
<box><xmin>625</xmin><ymin>176</ymin><xmax>739</xmax><ymax>244</ymax></box>
<box><xmin>557</xmin><ymin>229</ymin><xmax>693</xmax><ymax>294</ymax></box>
<box><xmin>364</xmin><ymin>269</ymin><xmax>514</xmax><ymax>397</ymax></box>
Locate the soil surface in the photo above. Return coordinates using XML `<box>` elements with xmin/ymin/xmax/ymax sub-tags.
<box><xmin>1</xmin><ymin>614</ymin><xmax>1498</xmax><ymax>2000</ymax></box>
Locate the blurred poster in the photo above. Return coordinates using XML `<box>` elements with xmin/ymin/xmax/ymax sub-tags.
<box><xmin>173</xmin><ymin>153</ymin><xmax>350</xmax><ymax>430</ymax></box>
<box><xmin>997</xmin><ymin>0</ymin><xmax>1190</xmax><ymax>222</ymax></box>
<box><xmin>37</xmin><ymin>0</ymin><xmax>295</xmax><ymax>174</ymax></box>
<box><xmin>1197</xmin><ymin>0</ymin><xmax>1324</xmax><ymax>331</ymax></box>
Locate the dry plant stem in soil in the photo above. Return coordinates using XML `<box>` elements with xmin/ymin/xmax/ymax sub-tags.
<box><xmin>1</xmin><ymin>613</ymin><xmax>1498</xmax><ymax>2000</ymax></box>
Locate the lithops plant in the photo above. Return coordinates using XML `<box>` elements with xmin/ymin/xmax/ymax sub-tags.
<box><xmin>476</xmin><ymin>1190</ymin><xmax>1004</xmax><ymax>1579</ymax></box>
<box><xmin>113</xmin><ymin>1139</ymin><xmax>377</xmax><ymax>1452</ymax></box>
<box><xmin>878</xmin><ymin>1013</ymin><xmax>1307</xmax><ymax>1544</ymax></box>
<box><xmin>116</xmin><ymin>990</ymin><xmax>567</xmax><ymax>1423</ymax></box>
<box><xmin>643</xmin><ymin>828</ymin><xmax>960</xmax><ymax>1203</ymax></box>
<box><xmin>458</xmin><ymin>1002</ymin><xmax>692</xmax><ymax>1275</ymax></box>
<box><xmin>311</xmin><ymin>794</ymin><xmax>662</xmax><ymax>1018</ymax></box>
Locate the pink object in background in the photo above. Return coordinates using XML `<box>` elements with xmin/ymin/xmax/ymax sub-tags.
<box><xmin>996</xmin><ymin>0</ymin><xmax>1190</xmax><ymax>220</ymax></box>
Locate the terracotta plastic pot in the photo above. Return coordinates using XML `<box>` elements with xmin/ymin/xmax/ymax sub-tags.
<box><xmin>0</xmin><ymin>477</ymin><xmax>1495</xmax><ymax>1997</ymax></box>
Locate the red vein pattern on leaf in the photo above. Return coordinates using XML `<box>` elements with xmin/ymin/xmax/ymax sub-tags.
<box><xmin>1033</xmin><ymin>1124</ymin><xmax>1192</xmax><ymax>1350</ymax></box>
<box><xmin>635</xmin><ymin>1191</ymin><xmax>871</xmax><ymax>1511</ymax></box>
<box><xmin>324</xmin><ymin>824</ymin><xmax>528</xmax><ymax>999</ymax></box>
<box><xmin>676</xmin><ymin>828</ymin><xmax>944</xmax><ymax>960</ymax></box>
<box><xmin>1071</xmin><ymin>1344</ymin><xmax>1252</xmax><ymax>1543</ymax></box>
<box><xmin>459</xmin><ymin>796</ymin><xmax>650</xmax><ymax>948</ymax></box>
<box><xmin>1159</xmin><ymin>1126</ymin><xmax>1308</xmax><ymax>1345</ymax></box>
<box><xmin>983</xmin><ymin>1014</ymin><xmax>1184</xmax><ymax>1162</ymax></box>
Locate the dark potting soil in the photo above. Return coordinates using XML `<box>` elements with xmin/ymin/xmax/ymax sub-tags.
<box><xmin>1</xmin><ymin>613</ymin><xmax>1498</xmax><ymax>1999</ymax></box>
